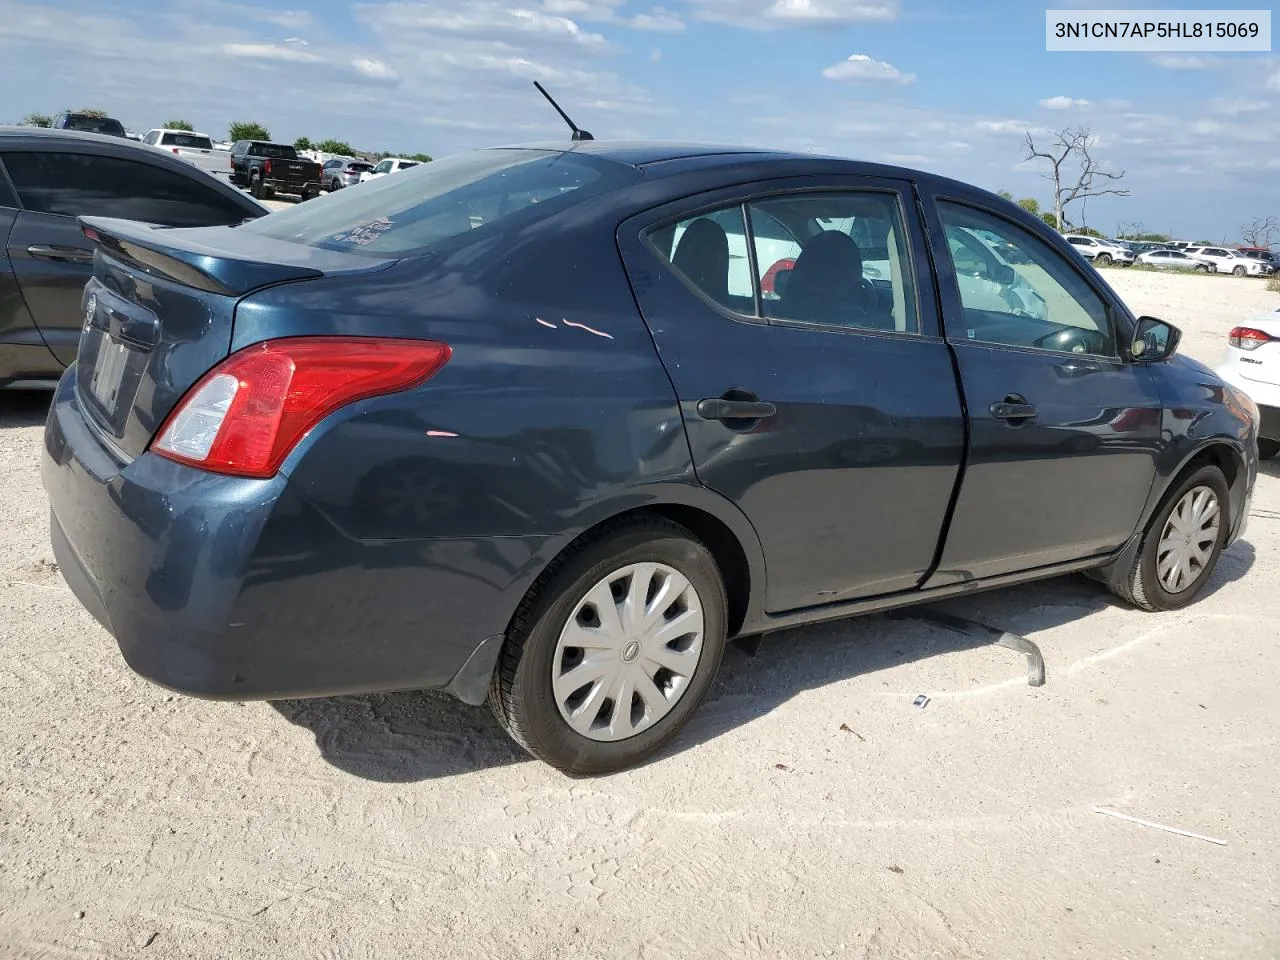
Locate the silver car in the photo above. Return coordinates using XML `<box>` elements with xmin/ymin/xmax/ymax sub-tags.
<box><xmin>1135</xmin><ymin>249</ymin><xmax>1212</xmax><ymax>271</ymax></box>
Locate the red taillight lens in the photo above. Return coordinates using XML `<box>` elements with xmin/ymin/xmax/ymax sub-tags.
<box><xmin>151</xmin><ymin>337</ymin><xmax>451</xmax><ymax>478</ymax></box>
<box><xmin>1228</xmin><ymin>326</ymin><xmax>1273</xmax><ymax>351</ymax></box>
<box><xmin>172</xmin><ymin>147</ymin><xmax>180</xmax><ymax>154</ymax></box>
<box><xmin>264</xmin><ymin>159</ymin><xmax>273</xmax><ymax>176</ymax></box>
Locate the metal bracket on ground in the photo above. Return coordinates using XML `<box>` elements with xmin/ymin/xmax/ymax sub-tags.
<box><xmin>888</xmin><ymin>609</ymin><xmax>1046</xmax><ymax>687</ymax></box>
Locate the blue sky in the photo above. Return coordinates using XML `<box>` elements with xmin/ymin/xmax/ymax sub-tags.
<box><xmin>1</xmin><ymin>0</ymin><xmax>1277</xmax><ymax>240</ymax></box>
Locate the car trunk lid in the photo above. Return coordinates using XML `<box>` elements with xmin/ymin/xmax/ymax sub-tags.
<box><xmin>74</xmin><ymin>216</ymin><xmax>396</xmax><ymax>460</ymax></box>
<box><xmin>1236</xmin><ymin>314</ymin><xmax>1280</xmax><ymax>387</ymax></box>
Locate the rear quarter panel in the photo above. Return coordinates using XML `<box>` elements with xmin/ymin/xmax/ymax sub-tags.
<box><xmin>226</xmin><ymin>202</ymin><xmax>763</xmax><ymax>656</ymax></box>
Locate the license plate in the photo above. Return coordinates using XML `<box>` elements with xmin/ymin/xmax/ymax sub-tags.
<box><xmin>90</xmin><ymin>339</ymin><xmax>129</xmax><ymax>411</ymax></box>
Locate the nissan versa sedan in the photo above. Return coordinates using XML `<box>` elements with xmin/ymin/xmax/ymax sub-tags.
<box><xmin>42</xmin><ymin>142</ymin><xmax>1259</xmax><ymax>775</ymax></box>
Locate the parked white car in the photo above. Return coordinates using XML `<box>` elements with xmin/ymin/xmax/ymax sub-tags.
<box><xmin>1184</xmin><ymin>246</ymin><xmax>1271</xmax><ymax>277</ymax></box>
<box><xmin>359</xmin><ymin>157</ymin><xmax>422</xmax><ymax>182</ymax></box>
<box><xmin>1215</xmin><ymin>308</ymin><xmax>1280</xmax><ymax>459</ymax></box>
<box><xmin>142</xmin><ymin>129</ymin><xmax>225</xmax><ymax>177</ymax></box>
<box><xmin>1063</xmin><ymin>235</ymin><xmax>1135</xmax><ymax>266</ymax></box>
<box><xmin>1135</xmin><ymin>249</ymin><xmax>1212</xmax><ymax>271</ymax></box>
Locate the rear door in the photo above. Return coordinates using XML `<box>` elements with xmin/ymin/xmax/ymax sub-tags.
<box><xmin>620</xmin><ymin>177</ymin><xmax>965</xmax><ymax>612</ymax></box>
<box><xmin>919</xmin><ymin>186</ymin><xmax>1162</xmax><ymax>584</ymax></box>
<box><xmin>1</xmin><ymin>148</ymin><xmax>257</xmax><ymax>364</ymax></box>
<box><xmin>0</xmin><ymin>165</ymin><xmax>61</xmax><ymax>380</ymax></box>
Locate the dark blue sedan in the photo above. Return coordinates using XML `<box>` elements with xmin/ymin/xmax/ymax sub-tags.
<box><xmin>42</xmin><ymin>141</ymin><xmax>1259</xmax><ymax>774</ymax></box>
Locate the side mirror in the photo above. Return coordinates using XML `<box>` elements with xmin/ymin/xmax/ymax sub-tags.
<box><xmin>990</xmin><ymin>263</ymin><xmax>1017</xmax><ymax>286</ymax></box>
<box><xmin>1130</xmin><ymin>316</ymin><xmax>1182</xmax><ymax>362</ymax></box>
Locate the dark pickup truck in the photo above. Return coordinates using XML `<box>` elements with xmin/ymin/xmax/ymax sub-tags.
<box><xmin>229</xmin><ymin>141</ymin><xmax>321</xmax><ymax>201</ymax></box>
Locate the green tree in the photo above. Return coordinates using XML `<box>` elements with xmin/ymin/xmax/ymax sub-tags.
<box><xmin>77</xmin><ymin>108</ymin><xmax>108</xmax><ymax>118</ymax></box>
<box><xmin>315</xmin><ymin>138</ymin><xmax>355</xmax><ymax>156</ymax></box>
<box><xmin>1040</xmin><ymin>212</ymin><xmax>1058</xmax><ymax>230</ymax></box>
<box><xmin>997</xmin><ymin>190</ymin><xmax>1014</xmax><ymax>202</ymax></box>
<box><xmin>294</xmin><ymin>136</ymin><xmax>313</xmax><ymax>151</ymax></box>
<box><xmin>408</xmin><ymin>153</ymin><xmax>432</xmax><ymax>163</ymax></box>
<box><xmin>1016</xmin><ymin>197</ymin><xmax>1040</xmax><ymax>216</ymax></box>
<box><xmin>164</xmin><ymin>119</ymin><xmax>194</xmax><ymax>131</ymax></box>
<box><xmin>20</xmin><ymin>113</ymin><xmax>52</xmax><ymax>127</ymax></box>
<box><xmin>228</xmin><ymin>121</ymin><xmax>271</xmax><ymax>142</ymax></box>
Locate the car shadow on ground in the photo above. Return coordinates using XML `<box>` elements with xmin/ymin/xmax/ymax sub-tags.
<box><xmin>0</xmin><ymin>391</ymin><xmax>52</xmax><ymax>428</ymax></box>
<box><xmin>276</xmin><ymin>542</ymin><xmax>1255</xmax><ymax>782</ymax></box>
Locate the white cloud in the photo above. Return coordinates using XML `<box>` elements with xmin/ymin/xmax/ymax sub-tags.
<box><xmin>222</xmin><ymin>42</ymin><xmax>325</xmax><ymax>63</ymax></box>
<box><xmin>538</xmin><ymin>0</ymin><xmax>622</xmax><ymax>19</ymax></box>
<box><xmin>975</xmin><ymin>119</ymin><xmax>1032</xmax><ymax>134</ymax></box>
<box><xmin>629</xmin><ymin>7</ymin><xmax>686</xmax><ymax>30</ymax></box>
<box><xmin>1268</xmin><ymin>70</ymin><xmax>1280</xmax><ymax>92</ymax></box>
<box><xmin>1040</xmin><ymin>96</ymin><xmax>1091</xmax><ymax>110</ymax></box>
<box><xmin>882</xmin><ymin>152</ymin><xmax>928</xmax><ymax>165</ymax></box>
<box><xmin>822</xmin><ymin>54</ymin><xmax>914</xmax><ymax>84</ymax></box>
<box><xmin>1151</xmin><ymin>54</ymin><xmax>1216</xmax><ymax>70</ymax></box>
<box><xmin>689</xmin><ymin>0</ymin><xmax>898</xmax><ymax>29</ymax></box>
<box><xmin>650</xmin><ymin>47</ymin><xmax>664</xmax><ymax>61</ymax></box>
<box><xmin>357</xmin><ymin>2</ymin><xmax>614</xmax><ymax>53</ymax></box>
<box><xmin>351</xmin><ymin>57</ymin><xmax>397</xmax><ymax>80</ymax></box>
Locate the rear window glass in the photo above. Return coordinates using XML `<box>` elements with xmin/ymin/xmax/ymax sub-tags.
<box><xmin>348</xmin><ymin>162</ymin><xmax>373</xmax><ymax>173</ymax></box>
<box><xmin>249</xmin><ymin>143</ymin><xmax>298</xmax><ymax>159</ymax></box>
<box><xmin>399</xmin><ymin>161</ymin><xmax>419</xmax><ymax>169</ymax></box>
<box><xmin>160</xmin><ymin>132</ymin><xmax>213</xmax><ymax>150</ymax></box>
<box><xmin>61</xmin><ymin>116</ymin><xmax>125</xmax><ymax>136</ymax></box>
<box><xmin>242</xmin><ymin>149</ymin><xmax>635</xmax><ymax>258</ymax></box>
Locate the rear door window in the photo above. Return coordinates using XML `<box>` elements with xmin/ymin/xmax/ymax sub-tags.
<box><xmin>2</xmin><ymin>151</ymin><xmax>254</xmax><ymax>226</ymax></box>
<box><xmin>159</xmin><ymin>132</ymin><xmax>214</xmax><ymax>150</ymax></box>
<box><xmin>241</xmin><ymin>148</ymin><xmax>633</xmax><ymax>257</ymax></box>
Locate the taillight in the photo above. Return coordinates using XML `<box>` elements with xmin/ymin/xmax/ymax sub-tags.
<box><xmin>151</xmin><ymin>337</ymin><xmax>451</xmax><ymax>478</ymax></box>
<box><xmin>172</xmin><ymin>147</ymin><xmax>180</xmax><ymax>154</ymax></box>
<box><xmin>1228</xmin><ymin>327</ymin><xmax>1274</xmax><ymax>351</ymax></box>
<box><xmin>264</xmin><ymin>159</ymin><xmax>273</xmax><ymax>176</ymax></box>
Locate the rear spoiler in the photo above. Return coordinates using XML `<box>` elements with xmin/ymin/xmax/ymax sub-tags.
<box><xmin>79</xmin><ymin>217</ymin><xmax>325</xmax><ymax>296</ymax></box>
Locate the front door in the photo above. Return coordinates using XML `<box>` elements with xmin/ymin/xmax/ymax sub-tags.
<box><xmin>620</xmin><ymin>178</ymin><xmax>966</xmax><ymax>612</ymax></box>
<box><xmin>920</xmin><ymin>189</ymin><xmax>1163</xmax><ymax>584</ymax></box>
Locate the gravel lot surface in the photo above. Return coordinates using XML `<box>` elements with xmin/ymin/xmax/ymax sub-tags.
<box><xmin>1</xmin><ymin>269</ymin><xmax>1278</xmax><ymax>959</ymax></box>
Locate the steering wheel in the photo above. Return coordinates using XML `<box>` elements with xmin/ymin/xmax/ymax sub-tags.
<box><xmin>1034</xmin><ymin>328</ymin><xmax>1097</xmax><ymax>354</ymax></box>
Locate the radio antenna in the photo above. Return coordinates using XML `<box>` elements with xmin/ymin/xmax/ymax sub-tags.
<box><xmin>533</xmin><ymin>82</ymin><xmax>594</xmax><ymax>141</ymax></box>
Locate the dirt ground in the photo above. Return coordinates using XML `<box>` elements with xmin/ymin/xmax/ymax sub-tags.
<box><xmin>2</xmin><ymin>269</ymin><xmax>1278</xmax><ymax>959</ymax></box>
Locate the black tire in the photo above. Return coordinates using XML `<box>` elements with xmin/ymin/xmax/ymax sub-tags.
<box><xmin>1258</xmin><ymin>439</ymin><xmax>1280</xmax><ymax>461</ymax></box>
<box><xmin>1111</xmin><ymin>464</ymin><xmax>1230</xmax><ymax>612</ymax></box>
<box><xmin>301</xmin><ymin>185</ymin><xmax>319</xmax><ymax>201</ymax></box>
<box><xmin>488</xmin><ymin>516</ymin><xmax>728</xmax><ymax>776</ymax></box>
<box><xmin>250</xmin><ymin>171</ymin><xmax>265</xmax><ymax>200</ymax></box>
<box><xmin>1233</xmin><ymin>265</ymin><xmax>1247</xmax><ymax>277</ymax></box>
<box><xmin>1096</xmin><ymin>253</ymin><xmax>1112</xmax><ymax>267</ymax></box>
<box><xmin>1194</xmin><ymin>264</ymin><xmax>1209</xmax><ymax>272</ymax></box>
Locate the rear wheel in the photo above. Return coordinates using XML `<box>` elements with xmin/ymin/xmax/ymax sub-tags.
<box><xmin>1096</xmin><ymin>253</ymin><xmax>1112</xmax><ymax>267</ymax></box>
<box><xmin>301</xmin><ymin>185</ymin><xmax>319</xmax><ymax>201</ymax></box>
<box><xmin>489</xmin><ymin>516</ymin><xmax>728</xmax><ymax>775</ymax></box>
<box><xmin>1111</xmin><ymin>464</ymin><xmax>1229</xmax><ymax>612</ymax></box>
<box><xmin>250</xmin><ymin>171</ymin><xmax>265</xmax><ymax>199</ymax></box>
<box><xmin>1259</xmin><ymin>439</ymin><xmax>1279</xmax><ymax>460</ymax></box>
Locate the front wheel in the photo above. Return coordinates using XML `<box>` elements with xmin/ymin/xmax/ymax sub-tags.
<box><xmin>1111</xmin><ymin>464</ymin><xmax>1229</xmax><ymax>612</ymax></box>
<box><xmin>1233</xmin><ymin>265</ymin><xmax>1247</xmax><ymax>277</ymax></box>
<box><xmin>1259</xmin><ymin>439</ymin><xmax>1279</xmax><ymax>460</ymax></box>
<box><xmin>489</xmin><ymin>516</ymin><xmax>728</xmax><ymax>775</ymax></box>
<box><xmin>1194</xmin><ymin>264</ymin><xmax>1209</xmax><ymax>272</ymax></box>
<box><xmin>1096</xmin><ymin>253</ymin><xmax>1112</xmax><ymax>267</ymax></box>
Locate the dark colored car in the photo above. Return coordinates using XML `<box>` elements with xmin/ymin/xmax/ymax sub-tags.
<box><xmin>42</xmin><ymin>142</ymin><xmax>1260</xmax><ymax>775</ymax></box>
<box><xmin>51</xmin><ymin>112</ymin><xmax>126</xmax><ymax>138</ymax></box>
<box><xmin>0</xmin><ymin>127</ymin><xmax>268</xmax><ymax>388</ymax></box>
<box><xmin>321</xmin><ymin>158</ymin><xmax>375</xmax><ymax>191</ymax></box>
<box><xmin>229</xmin><ymin>141</ymin><xmax>322</xmax><ymax>200</ymax></box>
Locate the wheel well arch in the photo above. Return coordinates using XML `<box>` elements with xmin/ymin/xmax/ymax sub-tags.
<box><xmin>507</xmin><ymin>500</ymin><xmax>759</xmax><ymax>640</ymax></box>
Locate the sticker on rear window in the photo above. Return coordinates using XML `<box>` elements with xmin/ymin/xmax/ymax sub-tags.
<box><xmin>333</xmin><ymin>217</ymin><xmax>394</xmax><ymax>246</ymax></box>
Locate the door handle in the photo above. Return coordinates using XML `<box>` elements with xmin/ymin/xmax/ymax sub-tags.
<box><xmin>697</xmin><ymin>397</ymin><xmax>777</xmax><ymax>421</ymax></box>
<box><xmin>990</xmin><ymin>396</ymin><xmax>1037</xmax><ymax>421</ymax></box>
<box><xmin>27</xmin><ymin>244</ymin><xmax>94</xmax><ymax>263</ymax></box>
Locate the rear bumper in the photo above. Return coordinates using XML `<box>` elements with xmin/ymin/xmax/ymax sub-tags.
<box><xmin>264</xmin><ymin>179</ymin><xmax>318</xmax><ymax>194</ymax></box>
<box><xmin>41</xmin><ymin>370</ymin><xmax>514</xmax><ymax>702</ymax></box>
<box><xmin>1215</xmin><ymin>364</ymin><xmax>1280</xmax><ymax>440</ymax></box>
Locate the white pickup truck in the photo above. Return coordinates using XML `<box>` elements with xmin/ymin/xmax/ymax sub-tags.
<box><xmin>142</xmin><ymin>129</ymin><xmax>226</xmax><ymax>178</ymax></box>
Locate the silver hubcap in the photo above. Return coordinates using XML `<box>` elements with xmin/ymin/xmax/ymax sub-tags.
<box><xmin>1156</xmin><ymin>486</ymin><xmax>1220</xmax><ymax>594</ymax></box>
<box><xmin>552</xmin><ymin>562</ymin><xmax>705</xmax><ymax>742</ymax></box>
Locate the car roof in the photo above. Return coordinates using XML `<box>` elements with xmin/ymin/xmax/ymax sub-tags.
<box><xmin>0</xmin><ymin>126</ymin><xmax>132</xmax><ymax>146</ymax></box>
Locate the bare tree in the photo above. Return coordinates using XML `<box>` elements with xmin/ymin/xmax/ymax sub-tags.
<box><xmin>1241</xmin><ymin>215</ymin><xmax>1278</xmax><ymax>248</ymax></box>
<box><xmin>1023</xmin><ymin>127</ymin><xmax>1129</xmax><ymax>232</ymax></box>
